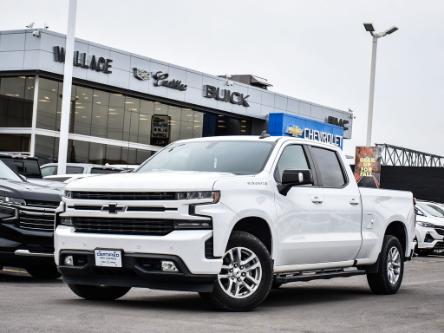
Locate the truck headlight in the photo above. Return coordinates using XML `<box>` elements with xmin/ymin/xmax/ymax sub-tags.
<box><xmin>176</xmin><ymin>191</ymin><xmax>220</xmax><ymax>203</ymax></box>
<box><xmin>63</xmin><ymin>191</ymin><xmax>73</xmax><ymax>199</ymax></box>
<box><xmin>417</xmin><ymin>221</ymin><xmax>436</xmax><ymax>228</ymax></box>
<box><xmin>0</xmin><ymin>196</ymin><xmax>26</xmax><ymax>206</ymax></box>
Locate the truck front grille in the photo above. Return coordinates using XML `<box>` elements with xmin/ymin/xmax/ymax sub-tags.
<box><xmin>71</xmin><ymin>217</ymin><xmax>175</xmax><ymax>235</ymax></box>
<box><xmin>18</xmin><ymin>206</ymin><xmax>56</xmax><ymax>232</ymax></box>
<box><xmin>70</xmin><ymin>192</ymin><xmax>178</xmax><ymax>201</ymax></box>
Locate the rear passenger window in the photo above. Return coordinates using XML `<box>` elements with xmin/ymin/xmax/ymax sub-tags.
<box><xmin>274</xmin><ymin>145</ymin><xmax>310</xmax><ymax>183</ymax></box>
<box><xmin>66</xmin><ymin>166</ymin><xmax>84</xmax><ymax>174</ymax></box>
<box><xmin>310</xmin><ymin>147</ymin><xmax>346</xmax><ymax>188</ymax></box>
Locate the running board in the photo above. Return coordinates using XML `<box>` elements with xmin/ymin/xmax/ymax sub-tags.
<box><xmin>274</xmin><ymin>268</ymin><xmax>366</xmax><ymax>284</ymax></box>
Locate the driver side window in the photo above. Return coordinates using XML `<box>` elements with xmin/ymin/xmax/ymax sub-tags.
<box><xmin>274</xmin><ymin>145</ymin><xmax>310</xmax><ymax>183</ymax></box>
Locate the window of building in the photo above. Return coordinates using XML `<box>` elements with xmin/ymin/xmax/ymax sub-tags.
<box><xmin>37</xmin><ymin>78</ymin><xmax>60</xmax><ymax>130</ymax></box>
<box><xmin>68</xmin><ymin>140</ymin><xmax>89</xmax><ymax>163</ymax></box>
<box><xmin>310</xmin><ymin>147</ymin><xmax>347</xmax><ymax>188</ymax></box>
<box><xmin>72</xmin><ymin>86</ymin><xmax>93</xmax><ymax>135</ymax></box>
<box><xmin>0</xmin><ymin>76</ymin><xmax>34</xmax><ymax>127</ymax></box>
<box><xmin>0</xmin><ymin>134</ymin><xmax>31</xmax><ymax>153</ymax></box>
<box><xmin>34</xmin><ymin>135</ymin><xmax>59</xmax><ymax>164</ymax></box>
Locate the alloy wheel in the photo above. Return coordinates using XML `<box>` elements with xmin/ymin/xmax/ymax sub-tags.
<box><xmin>387</xmin><ymin>246</ymin><xmax>401</xmax><ymax>285</ymax></box>
<box><xmin>217</xmin><ymin>247</ymin><xmax>262</xmax><ymax>299</ymax></box>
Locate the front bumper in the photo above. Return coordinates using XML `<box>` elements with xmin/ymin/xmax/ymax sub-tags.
<box><xmin>0</xmin><ymin>223</ymin><xmax>54</xmax><ymax>267</ymax></box>
<box><xmin>58</xmin><ymin>250</ymin><xmax>217</xmax><ymax>292</ymax></box>
<box><xmin>55</xmin><ymin>226</ymin><xmax>222</xmax><ymax>275</ymax></box>
<box><xmin>416</xmin><ymin>225</ymin><xmax>444</xmax><ymax>250</ymax></box>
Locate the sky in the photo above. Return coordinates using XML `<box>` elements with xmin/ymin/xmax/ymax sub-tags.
<box><xmin>1</xmin><ymin>0</ymin><xmax>443</xmax><ymax>157</ymax></box>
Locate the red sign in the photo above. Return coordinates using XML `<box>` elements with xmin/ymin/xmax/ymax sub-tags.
<box><xmin>354</xmin><ymin>146</ymin><xmax>381</xmax><ymax>188</ymax></box>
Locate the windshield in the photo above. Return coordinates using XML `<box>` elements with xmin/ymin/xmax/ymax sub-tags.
<box><xmin>0</xmin><ymin>160</ymin><xmax>23</xmax><ymax>182</ymax></box>
<box><xmin>137</xmin><ymin>140</ymin><xmax>274</xmax><ymax>175</ymax></box>
<box><xmin>417</xmin><ymin>202</ymin><xmax>444</xmax><ymax>218</ymax></box>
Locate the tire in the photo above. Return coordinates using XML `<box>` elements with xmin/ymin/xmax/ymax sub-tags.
<box><xmin>367</xmin><ymin>235</ymin><xmax>404</xmax><ymax>294</ymax></box>
<box><xmin>68</xmin><ymin>284</ymin><xmax>130</xmax><ymax>301</ymax></box>
<box><xmin>200</xmin><ymin>231</ymin><xmax>273</xmax><ymax>311</ymax></box>
<box><xmin>26</xmin><ymin>265</ymin><xmax>60</xmax><ymax>280</ymax></box>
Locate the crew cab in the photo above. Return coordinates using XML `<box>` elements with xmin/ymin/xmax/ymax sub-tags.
<box><xmin>0</xmin><ymin>160</ymin><xmax>62</xmax><ymax>279</ymax></box>
<box><xmin>55</xmin><ymin>136</ymin><xmax>415</xmax><ymax>311</ymax></box>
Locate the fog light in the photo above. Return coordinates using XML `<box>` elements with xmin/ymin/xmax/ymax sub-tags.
<box><xmin>64</xmin><ymin>255</ymin><xmax>74</xmax><ymax>266</ymax></box>
<box><xmin>161</xmin><ymin>260</ymin><xmax>178</xmax><ymax>272</ymax></box>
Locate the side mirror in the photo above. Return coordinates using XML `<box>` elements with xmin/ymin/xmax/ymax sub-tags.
<box><xmin>279</xmin><ymin>169</ymin><xmax>314</xmax><ymax>195</ymax></box>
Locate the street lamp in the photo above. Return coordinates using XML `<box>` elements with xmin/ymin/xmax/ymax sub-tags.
<box><xmin>363</xmin><ymin>23</ymin><xmax>398</xmax><ymax>146</ymax></box>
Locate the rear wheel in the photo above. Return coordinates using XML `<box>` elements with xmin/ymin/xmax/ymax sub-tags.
<box><xmin>200</xmin><ymin>231</ymin><xmax>273</xmax><ymax>311</ymax></box>
<box><xmin>367</xmin><ymin>235</ymin><xmax>404</xmax><ymax>294</ymax></box>
<box><xmin>68</xmin><ymin>284</ymin><xmax>130</xmax><ymax>301</ymax></box>
<box><xmin>26</xmin><ymin>265</ymin><xmax>60</xmax><ymax>280</ymax></box>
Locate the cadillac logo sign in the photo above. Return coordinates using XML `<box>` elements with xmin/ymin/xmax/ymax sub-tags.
<box><xmin>133</xmin><ymin>68</ymin><xmax>150</xmax><ymax>81</ymax></box>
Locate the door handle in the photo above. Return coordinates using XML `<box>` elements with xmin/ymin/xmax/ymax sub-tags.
<box><xmin>349</xmin><ymin>198</ymin><xmax>360</xmax><ymax>206</ymax></box>
<box><xmin>311</xmin><ymin>196</ymin><xmax>323</xmax><ymax>204</ymax></box>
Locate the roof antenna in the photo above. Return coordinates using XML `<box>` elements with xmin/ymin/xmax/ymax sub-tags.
<box><xmin>259</xmin><ymin>130</ymin><xmax>270</xmax><ymax>139</ymax></box>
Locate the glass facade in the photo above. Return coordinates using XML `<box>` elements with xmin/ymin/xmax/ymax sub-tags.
<box><xmin>1</xmin><ymin>76</ymin><xmax>256</xmax><ymax>165</ymax></box>
<box><xmin>35</xmin><ymin>78</ymin><xmax>207</xmax><ymax>145</ymax></box>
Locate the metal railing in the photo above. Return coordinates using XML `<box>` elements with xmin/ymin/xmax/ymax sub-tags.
<box><xmin>376</xmin><ymin>143</ymin><xmax>444</xmax><ymax>167</ymax></box>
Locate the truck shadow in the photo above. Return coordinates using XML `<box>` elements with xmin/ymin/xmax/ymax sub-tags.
<box><xmin>0</xmin><ymin>269</ymin><xmax>63</xmax><ymax>284</ymax></box>
<box><xmin>59</xmin><ymin>285</ymin><xmax>376</xmax><ymax>312</ymax></box>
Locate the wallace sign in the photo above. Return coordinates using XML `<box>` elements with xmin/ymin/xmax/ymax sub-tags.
<box><xmin>53</xmin><ymin>46</ymin><xmax>113</xmax><ymax>74</ymax></box>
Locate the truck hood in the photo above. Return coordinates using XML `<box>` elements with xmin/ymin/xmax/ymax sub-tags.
<box><xmin>65</xmin><ymin>171</ymin><xmax>234</xmax><ymax>192</ymax></box>
<box><xmin>26</xmin><ymin>178</ymin><xmax>66</xmax><ymax>190</ymax></box>
<box><xmin>0</xmin><ymin>179</ymin><xmax>62</xmax><ymax>203</ymax></box>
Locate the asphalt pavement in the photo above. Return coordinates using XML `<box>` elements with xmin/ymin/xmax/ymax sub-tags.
<box><xmin>1</xmin><ymin>256</ymin><xmax>444</xmax><ymax>333</ymax></box>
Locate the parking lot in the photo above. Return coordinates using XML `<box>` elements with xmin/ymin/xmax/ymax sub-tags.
<box><xmin>0</xmin><ymin>256</ymin><xmax>443</xmax><ymax>333</ymax></box>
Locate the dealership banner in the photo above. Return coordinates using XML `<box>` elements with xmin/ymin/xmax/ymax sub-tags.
<box><xmin>354</xmin><ymin>146</ymin><xmax>382</xmax><ymax>188</ymax></box>
<box><xmin>268</xmin><ymin>113</ymin><xmax>344</xmax><ymax>148</ymax></box>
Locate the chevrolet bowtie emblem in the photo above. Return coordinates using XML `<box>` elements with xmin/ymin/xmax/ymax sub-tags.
<box><xmin>287</xmin><ymin>125</ymin><xmax>303</xmax><ymax>137</ymax></box>
<box><xmin>101</xmin><ymin>203</ymin><xmax>126</xmax><ymax>214</ymax></box>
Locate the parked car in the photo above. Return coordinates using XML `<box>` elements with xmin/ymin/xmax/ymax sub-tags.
<box><xmin>0</xmin><ymin>160</ymin><xmax>62</xmax><ymax>278</ymax></box>
<box><xmin>55</xmin><ymin>136</ymin><xmax>415</xmax><ymax>311</ymax></box>
<box><xmin>41</xmin><ymin>163</ymin><xmax>126</xmax><ymax>183</ymax></box>
<box><xmin>41</xmin><ymin>163</ymin><xmax>126</xmax><ymax>177</ymax></box>
<box><xmin>415</xmin><ymin>201</ymin><xmax>444</xmax><ymax>256</ymax></box>
<box><xmin>0</xmin><ymin>154</ymin><xmax>43</xmax><ymax>179</ymax></box>
<box><xmin>0</xmin><ymin>154</ymin><xmax>65</xmax><ymax>189</ymax></box>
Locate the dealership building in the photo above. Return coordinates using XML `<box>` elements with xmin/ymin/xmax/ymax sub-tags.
<box><xmin>0</xmin><ymin>29</ymin><xmax>353</xmax><ymax>165</ymax></box>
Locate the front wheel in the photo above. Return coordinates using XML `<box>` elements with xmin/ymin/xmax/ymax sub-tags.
<box><xmin>200</xmin><ymin>231</ymin><xmax>273</xmax><ymax>311</ymax></box>
<box><xmin>68</xmin><ymin>284</ymin><xmax>130</xmax><ymax>301</ymax></box>
<box><xmin>367</xmin><ymin>235</ymin><xmax>404</xmax><ymax>294</ymax></box>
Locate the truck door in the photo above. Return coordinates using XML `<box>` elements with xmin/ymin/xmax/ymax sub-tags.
<box><xmin>275</xmin><ymin>144</ymin><xmax>362</xmax><ymax>266</ymax></box>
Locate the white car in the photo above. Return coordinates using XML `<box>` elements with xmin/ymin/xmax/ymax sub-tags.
<box><xmin>41</xmin><ymin>163</ymin><xmax>126</xmax><ymax>183</ymax></box>
<box><xmin>415</xmin><ymin>201</ymin><xmax>444</xmax><ymax>255</ymax></box>
<box><xmin>54</xmin><ymin>136</ymin><xmax>415</xmax><ymax>311</ymax></box>
<box><xmin>41</xmin><ymin>163</ymin><xmax>126</xmax><ymax>178</ymax></box>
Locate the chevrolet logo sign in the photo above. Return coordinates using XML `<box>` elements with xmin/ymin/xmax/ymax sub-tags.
<box><xmin>101</xmin><ymin>203</ymin><xmax>126</xmax><ymax>214</ymax></box>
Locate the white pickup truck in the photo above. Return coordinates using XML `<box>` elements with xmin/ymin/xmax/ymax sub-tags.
<box><xmin>55</xmin><ymin>135</ymin><xmax>415</xmax><ymax>311</ymax></box>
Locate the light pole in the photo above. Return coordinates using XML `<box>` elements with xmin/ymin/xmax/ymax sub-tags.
<box><xmin>57</xmin><ymin>0</ymin><xmax>77</xmax><ymax>175</ymax></box>
<box><xmin>363</xmin><ymin>23</ymin><xmax>398</xmax><ymax>146</ymax></box>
